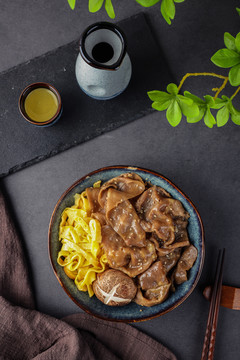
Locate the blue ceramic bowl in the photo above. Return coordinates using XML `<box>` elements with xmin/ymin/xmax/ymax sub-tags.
<box><xmin>48</xmin><ymin>166</ymin><xmax>204</xmax><ymax>322</ymax></box>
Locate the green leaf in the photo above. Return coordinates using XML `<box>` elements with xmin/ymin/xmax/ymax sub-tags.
<box><xmin>229</xmin><ymin>103</ymin><xmax>239</xmax><ymax>115</ymax></box>
<box><xmin>221</xmin><ymin>95</ymin><xmax>230</xmax><ymax>102</ymax></box>
<box><xmin>235</xmin><ymin>33</ymin><xmax>240</xmax><ymax>53</ymax></box>
<box><xmin>187</xmin><ymin>107</ymin><xmax>205</xmax><ymax>123</ymax></box>
<box><xmin>174</xmin><ymin>0</ymin><xmax>185</xmax><ymax>3</ymax></box>
<box><xmin>216</xmin><ymin>106</ymin><xmax>229</xmax><ymax>127</ymax></box>
<box><xmin>231</xmin><ymin>111</ymin><xmax>240</xmax><ymax>125</ymax></box>
<box><xmin>178</xmin><ymin>99</ymin><xmax>199</xmax><ymax>118</ymax></box>
<box><xmin>162</xmin><ymin>0</ymin><xmax>175</xmax><ymax>20</ymax></box>
<box><xmin>166</xmin><ymin>100</ymin><xmax>182</xmax><ymax>126</ymax></box>
<box><xmin>184</xmin><ymin>91</ymin><xmax>205</xmax><ymax>104</ymax></box>
<box><xmin>89</xmin><ymin>0</ymin><xmax>104</xmax><ymax>12</ymax></box>
<box><xmin>236</xmin><ymin>8</ymin><xmax>240</xmax><ymax>16</ymax></box>
<box><xmin>147</xmin><ymin>90</ymin><xmax>171</xmax><ymax>102</ymax></box>
<box><xmin>135</xmin><ymin>0</ymin><xmax>160</xmax><ymax>7</ymax></box>
<box><xmin>229</xmin><ymin>63</ymin><xmax>240</xmax><ymax>86</ymax></box>
<box><xmin>212</xmin><ymin>97</ymin><xmax>228</xmax><ymax>109</ymax></box>
<box><xmin>204</xmin><ymin>108</ymin><xmax>216</xmax><ymax>128</ymax></box>
<box><xmin>67</xmin><ymin>0</ymin><xmax>76</xmax><ymax>9</ymax></box>
<box><xmin>177</xmin><ymin>94</ymin><xmax>193</xmax><ymax>106</ymax></box>
<box><xmin>152</xmin><ymin>100</ymin><xmax>172</xmax><ymax>111</ymax></box>
<box><xmin>231</xmin><ymin>103</ymin><xmax>240</xmax><ymax>125</ymax></box>
<box><xmin>224</xmin><ymin>32</ymin><xmax>237</xmax><ymax>51</ymax></box>
<box><xmin>160</xmin><ymin>1</ymin><xmax>171</xmax><ymax>24</ymax></box>
<box><xmin>204</xmin><ymin>95</ymin><xmax>215</xmax><ymax>107</ymax></box>
<box><xmin>167</xmin><ymin>83</ymin><xmax>178</xmax><ymax>95</ymax></box>
<box><xmin>211</xmin><ymin>48</ymin><xmax>240</xmax><ymax>68</ymax></box>
<box><xmin>105</xmin><ymin>0</ymin><xmax>115</xmax><ymax>18</ymax></box>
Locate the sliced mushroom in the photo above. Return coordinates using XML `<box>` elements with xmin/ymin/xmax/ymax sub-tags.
<box><xmin>173</xmin><ymin>245</ymin><xmax>198</xmax><ymax>285</ymax></box>
<box><xmin>134</xmin><ymin>261</ymin><xmax>171</xmax><ymax>307</ymax></box>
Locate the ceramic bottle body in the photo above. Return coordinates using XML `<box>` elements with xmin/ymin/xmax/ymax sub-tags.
<box><xmin>76</xmin><ymin>53</ymin><xmax>131</xmax><ymax>100</ymax></box>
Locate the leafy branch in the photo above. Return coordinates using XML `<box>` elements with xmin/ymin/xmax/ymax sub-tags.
<box><xmin>148</xmin><ymin>30</ymin><xmax>240</xmax><ymax>128</ymax></box>
<box><xmin>67</xmin><ymin>0</ymin><xmax>186</xmax><ymax>24</ymax></box>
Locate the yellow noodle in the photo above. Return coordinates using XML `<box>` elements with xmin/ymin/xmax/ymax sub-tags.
<box><xmin>93</xmin><ymin>180</ymin><xmax>101</xmax><ymax>188</ymax></box>
<box><xmin>57</xmin><ymin>185</ymin><xmax>106</xmax><ymax>297</ymax></box>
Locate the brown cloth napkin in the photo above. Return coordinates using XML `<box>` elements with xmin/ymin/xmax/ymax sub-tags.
<box><xmin>0</xmin><ymin>191</ymin><xmax>177</xmax><ymax>360</ymax></box>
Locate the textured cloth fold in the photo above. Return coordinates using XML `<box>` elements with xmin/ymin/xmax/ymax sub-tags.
<box><xmin>0</xmin><ymin>191</ymin><xmax>177</xmax><ymax>360</ymax></box>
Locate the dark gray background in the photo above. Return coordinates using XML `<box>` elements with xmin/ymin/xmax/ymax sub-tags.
<box><xmin>1</xmin><ymin>1</ymin><xmax>240</xmax><ymax>359</ymax></box>
<box><xmin>0</xmin><ymin>13</ymin><xmax>173</xmax><ymax>177</ymax></box>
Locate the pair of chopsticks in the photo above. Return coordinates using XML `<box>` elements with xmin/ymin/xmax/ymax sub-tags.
<box><xmin>201</xmin><ymin>248</ymin><xmax>225</xmax><ymax>360</ymax></box>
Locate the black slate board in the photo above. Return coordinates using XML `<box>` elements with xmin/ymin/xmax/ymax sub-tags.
<box><xmin>0</xmin><ymin>13</ymin><xmax>173</xmax><ymax>177</ymax></box>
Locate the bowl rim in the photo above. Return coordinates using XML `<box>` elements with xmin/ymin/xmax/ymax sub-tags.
<box><xmin>48</xmin><ymin>165</ymin><xmax>205</xmax><ymax>322</ymax></box>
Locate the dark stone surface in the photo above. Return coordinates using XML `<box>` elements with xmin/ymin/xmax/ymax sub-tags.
<box><xmin>0</xmin><ymin>13</ymin><xmax>172</xmax><ymax>177</ymax></box>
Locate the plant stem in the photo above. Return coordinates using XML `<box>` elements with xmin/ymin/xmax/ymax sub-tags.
<box><xmin>177</xmin><ymin>73</ymin><xmax>229</xmax><ymax>99</ymax></box>
<box><xmin>230</xmin><ymin>86</ymin><xmax>240</xmax><ymax>100</ymax></box>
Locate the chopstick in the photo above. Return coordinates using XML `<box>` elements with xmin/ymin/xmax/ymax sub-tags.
<box><xmin>201</xmin><ymin>248</ymin><xmax>225</xmax><ymax>360</ymax></box>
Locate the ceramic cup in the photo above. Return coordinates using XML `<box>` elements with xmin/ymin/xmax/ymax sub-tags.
<box><xmin>75</xmin><ymin>22</ymin><xmax>132</xmax><ymax>100</ymax></box>
<box><xmin>19</xmin><ymin>82</ymin><xmax>62</xmax><ymax>127</ymax></box>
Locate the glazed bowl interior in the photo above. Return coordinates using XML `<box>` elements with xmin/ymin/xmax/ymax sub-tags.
<box><xmin>49</xmin><ymin>166</ymin><xmax>204</xmax><ymax>322</ymax></box>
